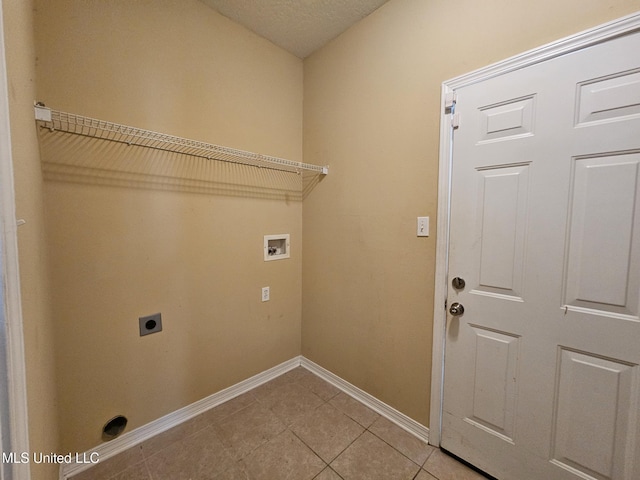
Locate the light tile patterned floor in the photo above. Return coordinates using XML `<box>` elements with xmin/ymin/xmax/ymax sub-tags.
<box><xmin>70</xmin><ymin>367</ymin><xmax>488</xmax><ymax>480</ymax></box>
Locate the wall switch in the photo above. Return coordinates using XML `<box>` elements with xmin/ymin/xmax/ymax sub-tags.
<box><xmin>417</xmin><ymin>216</ymin><xmax>430</xmax><ymax>237</ymax></box>
<box><xmin>262</xmin><ymin>287</ymin><xmax>270</xmax><ymax>302</ymax></box>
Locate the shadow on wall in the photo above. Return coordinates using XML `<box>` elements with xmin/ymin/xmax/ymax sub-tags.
<box><xmin>36</xmin><ymin>128</ymin><xmax>324</xmax><ymax>202</ymax></box>
<box><xmin>302</xmin><ymin>168</ymin><xmax>327</xmax><ymax>200</ymax></box>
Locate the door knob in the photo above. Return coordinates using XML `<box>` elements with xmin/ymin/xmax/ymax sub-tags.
<box><xmin>449</xmin><ymin>302</ymin><xmax>465</xmax><ymax>316</ymax></box>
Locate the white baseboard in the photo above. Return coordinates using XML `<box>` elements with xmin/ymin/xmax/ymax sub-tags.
<box><xmin>60</xmin><ymin>356</ymin><xmax>302</xmax><ymax>480</ymax></box>
<box><xmin>60</xmin><ymin>355</ymin><xmax>429</xmax><ymax>479</ymax></box>
<box><xmin>299</xmin><ymin>357</ymin><xmax>429</xmax><ymax>443</ymax></box>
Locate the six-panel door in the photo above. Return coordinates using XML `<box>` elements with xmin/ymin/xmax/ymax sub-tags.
<box><xmin>442</xmin><ymin>30</ymin><xmax>640</xmax><ymax>480</ymax></box>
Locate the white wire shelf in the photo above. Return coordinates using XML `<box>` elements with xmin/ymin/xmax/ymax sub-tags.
<box><xmin>34</xmin><ymin>105</ymin><xmax>328</xmax><ymax>175</ymax></box>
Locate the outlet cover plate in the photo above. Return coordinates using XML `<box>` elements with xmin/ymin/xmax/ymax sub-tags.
<box><xmin>139</xmin><ymin>313</ymin><xmax>162</xmax><ymax>336</ymax></box>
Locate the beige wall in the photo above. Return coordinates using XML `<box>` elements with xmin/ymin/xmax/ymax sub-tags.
<box><xmin>3</xmin><ymin>0</ymin><xmax>60</xmax><ymax>478</ymax></box>
<box><xmin>34</xmin><ymin>0</ymin><xmax>303</xmax><ymax>453</ymax></box>
<box><xmin>302</xmin><ymin>0</ymin><xmax>640</xmax><ymax>427</ymax></box>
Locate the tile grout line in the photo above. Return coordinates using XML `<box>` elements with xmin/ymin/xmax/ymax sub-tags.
<box><xmin>287</xmin><ymin>373</ymin><xmax>368</xmax><ymax>473</ymax></box>
<box><xmin>261</xmin><ymin>371</ymin><xmax>366</xmax><ymax>480</ymax></box>
<box><xmin>284</xmin><ymin>427</ymin><xmax>330</xmax><ymax>476</ymax></box>
<box><xmin>250</xmin><ymin>369</ymin><xmax>429</xmax><ymax>480</ymax></box>
<box><xmin>142</xmin><ymin>458</ymin><xmax>154</xmax><ymax>480</ymax></box>
<box><xmin>326</xmin><ymin>427</ymin><xmax>368</xmax><ymax>470</ymax></box>
<box><xmin>300</xmin><ymin>358</ymin><xmax>430</xmax><ymax>443</ymax></box>
<box><xmin>364</xmin><ymin>417</ymin><xmax>434</xmax><ymax>470</ymax></box>
<box><xmin>287</xmin><ymin>374</ymin><xmax>428</xmax><ymax>480</ymax></box>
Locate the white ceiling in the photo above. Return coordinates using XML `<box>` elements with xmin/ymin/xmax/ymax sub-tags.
<box><xmin>199</xmin><ymin>0</ymin><xmax>391</xmax><ymax>58</ymax></box>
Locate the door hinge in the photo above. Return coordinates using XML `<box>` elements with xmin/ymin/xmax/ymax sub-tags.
<box><xmin>445</xmin><ymin>92</ymin><xmax>459</xmax><ymax>128</ymax></box>
<box><xmin>444</xmin><ymin>92</ymin><xmax>457</xmax><ymax>111</ymax></box>
<box><xmin>451</xmin><ymin>113</ymin><xmax>460</xmax><ymax>129</ymax></box>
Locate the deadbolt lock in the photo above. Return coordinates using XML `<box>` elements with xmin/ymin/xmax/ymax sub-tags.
<box><xmin>452</xmin><ymin>277</ymin><xmax>466</xmax><ymax>289</ymax></box>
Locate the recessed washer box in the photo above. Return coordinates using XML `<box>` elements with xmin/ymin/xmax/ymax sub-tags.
<box><xmin>264</xmin><ymin>234</ymin><xmax>290</xmax><ymax>261</ymax></box>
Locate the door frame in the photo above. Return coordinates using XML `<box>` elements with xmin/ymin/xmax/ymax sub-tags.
<box><xmin>429</xmin><ymin>10</ymin><xmax>640</xmax><ymax>447</ymax></box>
<box><xmin>0</xmin><ymin>0</ymin><xmax>32</xmax><ymax>478</ymax></box>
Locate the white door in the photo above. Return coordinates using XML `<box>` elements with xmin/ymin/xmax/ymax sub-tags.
<box><xmin>441</xmin><ymin>29</ymin><xmax>640</xmax><ymax>480</ymax></box>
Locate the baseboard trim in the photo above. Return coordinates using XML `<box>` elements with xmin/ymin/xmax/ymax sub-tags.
<box><xmin>60</xmin><ymin>355</ymin><xmax>429</xmax><ymax>479</ymax></box>
<box><xmin>59</xmin><ymin>356</ymin><xmax>302</xmax><ymax>480</ymax></box>
<box><xmin>299</xmin><ymin>357</ymin><xmax>429</xmax><ymax>443</ymax></box>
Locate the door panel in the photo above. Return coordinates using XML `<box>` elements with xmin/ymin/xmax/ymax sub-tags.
<box><xmin>466</xmin><ymin>326</ymin><xmax>520</xmax><ymax>442</ymax></box>
<box><xmin>442</xmin><ymin>30</ymin><xmax>640</xmax><ymax>480</ymax></box>
<box><xmin>565</xmin><ymin>154</ymin><xmax>640</xmax><ymax>317</ymax></box>
<box><xmin>475</xmin><ymin>164</ymin><xmax>529</xmax><ymax>298</ymax></box>
<box><xmin>575</xmin><ymin>69</ymin><xmax>640</xmax><ymax>125</ymax></box>
<box><xmin>550</xmin><ymin>349</ymin><xmax>638</xmax><ymax>480</ymax></box>
<box><xmin>479</xmin><ymin>95</ymin><xmax>536</xmax><ymax>142</ymax></box>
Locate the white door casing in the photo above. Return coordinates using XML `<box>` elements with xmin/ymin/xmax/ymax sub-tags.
<box><xmin>0</xmin><ymin>0</ymin><xmax>32</xmax><ymax>478</ymax></box>
<box><xmin>430</xmin><ymin>12</ymin><xmax>640</xmax><ymax>480</ymax></box>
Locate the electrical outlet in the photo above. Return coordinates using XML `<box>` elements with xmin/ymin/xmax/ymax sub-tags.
<box><xmin>262</xmin><ymin>287</ymin><xmax>270</xmax><ymax>302</ymax></box>
<box><xmin>139</xmin><ymin>313</ymin><xmax>162</xmax><ymax>336</ymax></box>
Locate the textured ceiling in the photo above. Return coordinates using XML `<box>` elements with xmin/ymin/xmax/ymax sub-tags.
<box><xmin>200</xmin><ymin>0</ymin><xmax>391</xmax><ymax>58</ymax></box>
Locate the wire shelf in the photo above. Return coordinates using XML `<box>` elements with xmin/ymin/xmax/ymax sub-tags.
<box><xmin>34</xmin><ymin>105</ymin><xmax>328</xmax><ymax>175</ymax></box>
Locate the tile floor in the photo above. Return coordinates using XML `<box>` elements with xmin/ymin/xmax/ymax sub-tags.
<box><xmin>70</xmin><ymin>367</ymin><xmax>488</xmax><ymax>480</ymax></box>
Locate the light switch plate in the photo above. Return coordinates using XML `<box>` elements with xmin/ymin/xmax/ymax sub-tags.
<box><xmin>417</xmin><ymin>217</ymin><xmax>429</xmax><ymax>237</ymax></box>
